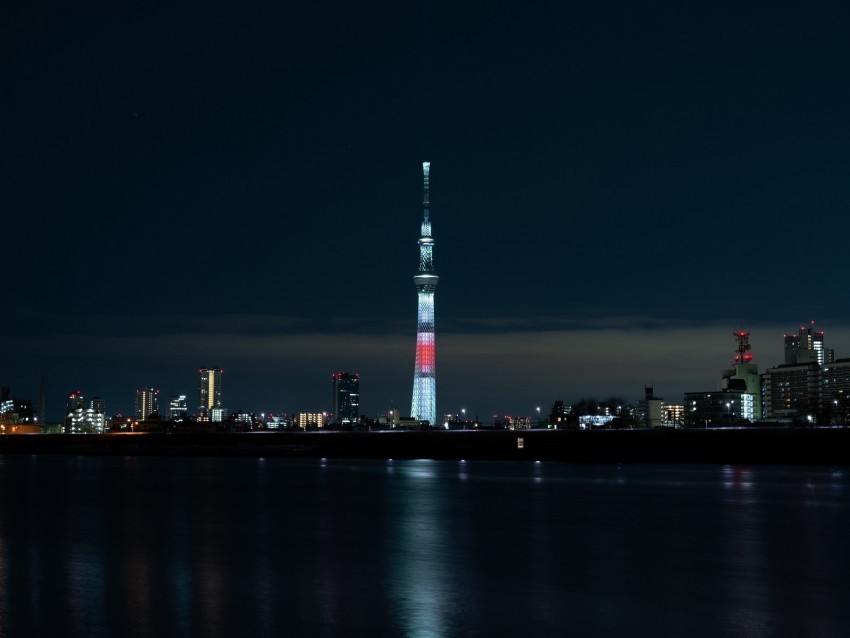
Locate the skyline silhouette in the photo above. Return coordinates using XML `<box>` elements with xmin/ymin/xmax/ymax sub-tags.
<box><xmin>5</xmin><ymin>1</ymin><xmax>850</xmax><ymax>418</ymax></box>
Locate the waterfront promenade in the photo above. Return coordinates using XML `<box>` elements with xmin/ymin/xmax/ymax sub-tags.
<box><xmin>0</xmin><ymin>428</ymin><xmax>848</xmax><ymax>465</ymax></box>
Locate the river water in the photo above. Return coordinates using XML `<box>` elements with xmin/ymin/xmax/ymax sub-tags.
<box><xmin>0</xmin><ymin>455</ymin><xmax>847</xmax><ymax>637</ymax></box>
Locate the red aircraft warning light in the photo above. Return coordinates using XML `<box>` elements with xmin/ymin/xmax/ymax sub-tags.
<box><xmin>733</xmin><ymin>329</ymin><xmax>754</xmax><ymax>365</ymax></box>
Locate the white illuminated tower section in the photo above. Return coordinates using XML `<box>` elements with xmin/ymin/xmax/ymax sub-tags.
<box><xmin>411</xmin><ymin>161</ymin><xmax>438</xmax><ymax>425</ymax></box>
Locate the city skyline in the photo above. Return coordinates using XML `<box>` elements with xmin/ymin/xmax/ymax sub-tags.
<box><xmin>5</xmin><ymin>2</ymin><xmax>850</xmax><ymax>420</ymax></box>
<box><xmin>5</xmin><ymin>319</ymin><xmax>849</xmax><ymax>423</ymax></box>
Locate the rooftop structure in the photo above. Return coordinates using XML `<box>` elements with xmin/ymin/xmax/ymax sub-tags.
<box><xmin>784</xmin><ymin>321</ymin><xmax>833</xmax><ymax>365</ymax></box>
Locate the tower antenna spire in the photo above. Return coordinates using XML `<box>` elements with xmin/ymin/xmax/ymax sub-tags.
<box><xmin>411</xmin><ymin>161</ymin><xmax>438</xmax><ymax>425</ymax></box>
<box><xmin>422</xmin><ymin>161</ymin><xmax>430</xmax><ymax>219</ymax></box>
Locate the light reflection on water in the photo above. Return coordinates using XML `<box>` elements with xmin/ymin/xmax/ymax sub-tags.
<box><xmin>0</xmin><ymin>457</ymin><xmax>849</xmax><ymax>637</ymax></box>
<box><xmin>390</xmin><ymin>460</ymin><xmax>456</xmax><ymax>637</ymax></box>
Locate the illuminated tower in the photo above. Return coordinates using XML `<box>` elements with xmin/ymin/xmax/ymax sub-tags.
<box><xmin>410</xmin><ymin>161</ymin><xmax>438</xmax><ymax>425</ymax></box>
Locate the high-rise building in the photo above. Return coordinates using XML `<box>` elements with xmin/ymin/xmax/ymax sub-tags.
<box><xmin>410</xmin><ymin>162</ymin><xmax>438</xmax><ymax>425</ymax></box>
<box><xmin>762</xmin><ymin>322</ymin><xmax>836</xmax><ymax>423</ymax></box>
<box><xmin>761</xmin><ymin>362</ymin><xmax>820</xmax><ymax>422</ymax></box>
<box><xmin>784</xmin><ymin>321</ymin><xmax>834</xmax><ymax>365</ymax></box>
<box><xmin>198</xmin><ymin>367</ymin><xmax>223</xmax><ymax>418</ymax></box>
<box><xmin>167</xmin><ymin>395</ymin><xmax>188</xmax><ymax>421</ymax></box>
<box><xmin>135</xmin><ymin>388</ymin><xmax>160</xmax><ymax>420</ymax></box>
<box><xmin>332</xmin><ymin>372</ymin><xmax>360</xmax><ymax>425</ymax></box>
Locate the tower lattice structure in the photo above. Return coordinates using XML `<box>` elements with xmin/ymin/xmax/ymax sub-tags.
<box><xmin>411</xmin><ymin>161</ymin><xmax>438</xmax><ymax>425</ymax></box>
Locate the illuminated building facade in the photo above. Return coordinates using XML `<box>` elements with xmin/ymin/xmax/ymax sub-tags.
<box><xmin>64</xmin><ymin>391</ymin><xmax>107</xmax><ymax>434</ymax></box>
<box><xmin>784</xmin><ymin>321</ymin><xmax>834</xmax><ymax>365</ymax></box>
<box><xmin>502</xmin><ymin>415</ymin><xmax>532</xmax><ymax>430</ymax></box>
<box><xmin>135</xmin><ymin>387</ymin><xmax>160</xmax><ymax>420</ymax></box>
<box><xmin>64</xmin><ymin>391</ymin><xmax>84</xmax><ymax>433</ymax></box>
<box><xmin>332</xmin><ymin>372</ymin><xmax>360</xmax><ymax>425</ymax></box>
<box><xmin>410</xmin><ymin>161</ymin><xmax>438</xmax><ymax>425</ymax></box>
<box><xmin>167</xmin><ymin>394</ymin><xmax>188</xmax><ymax>421</ymax></box>
<box><xmin>0</xmin><ymin>387</ymin><xmax>38</xmax><ymax>432</ymax></box>
<box><xmin>664</xmin><ymin>404</ymin><xmax>685</xmax><ymax>427</ymax></box>
<box><xmin>683</xmin><ymin>330</ymin><xmax>760</xmax><ymax>426</ymax></box>
<box><xmin>198</xmin><ymin>367</ymin><xmax>223</xmax><ymax>418</ymax></box>
<box><xmin>265</xmin><ymin>415</ymin><xmax>291</xmax><ymax>430</ymax></box>
<box><xmin>91</xmin><ymin>396</ymin><xmax>106</xmax><ymax>415</ymax></box>
<box><xmin>763</xmin><ymin>323</ymin><xmax>833</xmax><ymax>422</ymax></box>
<box><xmin>822</xmin><ymin>359</ymin><xmax>850</xmax><ymax>424</ymax></box>
<box><xmin>295</xmin><ymin>412</ymin><xmax>326</xmax><ymax>430</ymax></box>
<box><xmin>684</xmin><ymin>390</ymin><xmax>755</xmax><ymax>426</ymax></box>
<box><xmin>761</xmin><ymin>362</ymin><xmax>820</xmax><ymax>422</ymax></box>
<box><xmin>720</xmin><ymin>330</ymin><xmax>762</xmax><ymax>420</ymax></box>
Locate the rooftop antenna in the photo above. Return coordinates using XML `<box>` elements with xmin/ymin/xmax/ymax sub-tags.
<box><xmin>733</xmin><ymin>328</ymin><xmax>753</xmax><ymax>364</ymax></box>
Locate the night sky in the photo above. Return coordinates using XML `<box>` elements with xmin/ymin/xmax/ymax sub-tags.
<box><xmin>5</xmin><ymin>1</ymin><xmax>850</xmax><ymax>421</ymax></box>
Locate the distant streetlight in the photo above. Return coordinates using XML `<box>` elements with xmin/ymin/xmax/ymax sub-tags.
<box><xmin>536</xmin><ymin>406</ymin><xmax>541</xmax><ymax>426</ymax></box>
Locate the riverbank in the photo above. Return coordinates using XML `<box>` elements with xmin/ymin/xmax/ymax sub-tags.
<box><xmin>0</xmin><ymin>428</ymin><xmax>848</xmax><ymax>464</ymax></box>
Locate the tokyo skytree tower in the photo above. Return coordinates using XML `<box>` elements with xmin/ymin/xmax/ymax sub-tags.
<box><xmin>410</xmin><ymin>161</ymin><xmax>438</xmax><ymax>425</ymax></box>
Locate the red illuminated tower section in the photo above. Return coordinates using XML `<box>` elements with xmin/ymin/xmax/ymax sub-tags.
<box><xmin>733</xmin><ymin>330</ymin><xmax>754</xmax><ymax>364</ymax></box>
<box><xmin>410</xmin><ymin>161</ymin><xmax>438</xmax><ymax>425</ymax></box>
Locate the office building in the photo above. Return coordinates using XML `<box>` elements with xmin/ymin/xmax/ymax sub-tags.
<box><xmin>761</xmin><ymin>362</ymin><xmax>820</xmax><ymax>422</ymax></box>
<box><xmin>761</xmin><ymin>323</ymin><xmax>839</xmax><ymax>422</ymax></box>
<box><xmin>332</xmin><ymin>372</ymin><xmax>360</xmax><ymax>425</ymax></box>
<box><xmin>167</xmin><ymin>395</ymin><xmax>188</xmax><ymax>421</ymax></box>
<box><xmin>135</xmin><ymin>387</ymin><xmax>160</xmax><ymax>420</ymax></box>
<box><xmin>784</xmin><ymin>321</ymin><xmax>834</xmax><ymax>365</ymax></box>
<box><xmin>199</xmin><ymin>367</ymin><xmax>223</xmax><ymax>418</ymax></box>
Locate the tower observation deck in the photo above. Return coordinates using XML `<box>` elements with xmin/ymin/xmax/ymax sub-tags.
<box><xmin>410</xmin><ymin>161</ymin><xmax>438</xmax><ymax>425</ymax></box>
